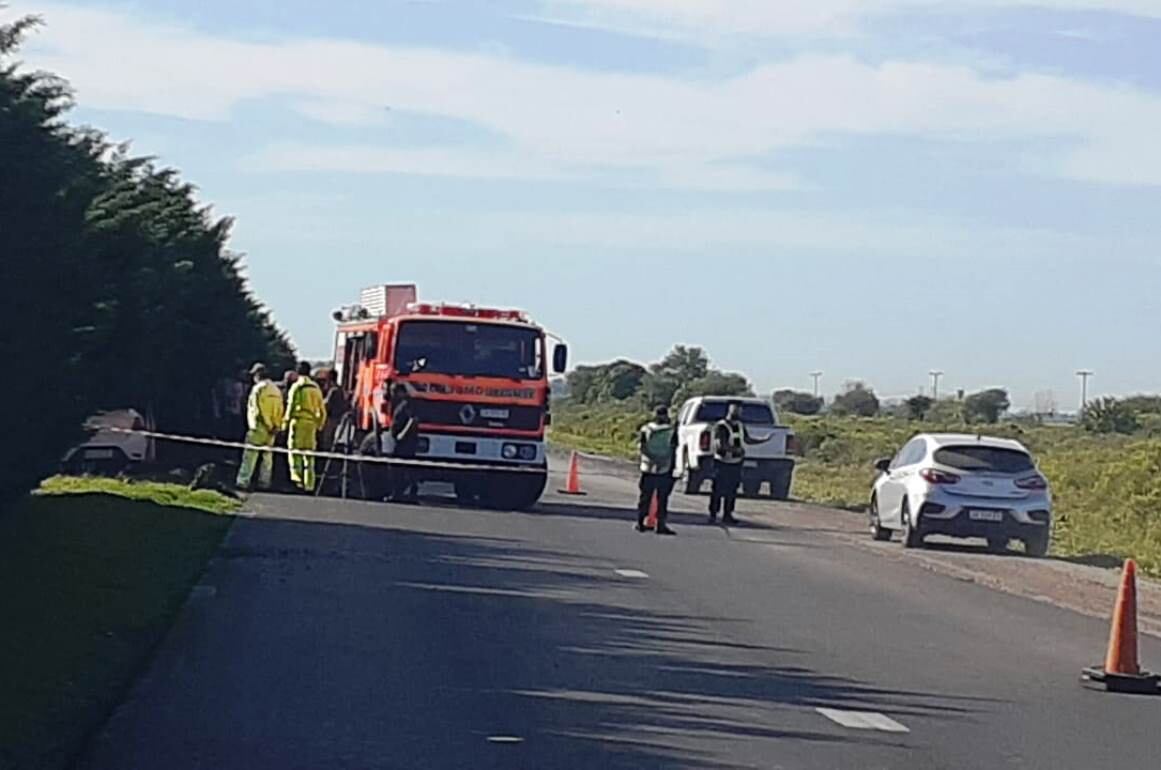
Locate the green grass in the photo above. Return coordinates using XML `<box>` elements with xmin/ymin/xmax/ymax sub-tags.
<box><xmin>0</xmin><ymin>478</ymin><xmax>237</xmax><ymax>770</ymax></box>
<box><xmin>552</xmin><ymin>403</ymin><xmax>1161</xmax><ymax>576</ymax></box>
<box><xmin>39</xmin><ymin>475</ymin><xmax>240</xmax><ymax>514</ymax></box>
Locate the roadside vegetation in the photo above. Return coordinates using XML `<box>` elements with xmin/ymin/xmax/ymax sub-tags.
<box><xmin>0</xmin><ymin>477</ymin><xmax>237</xmax><ymax>770</ymax></box>
<box><xmin>552</xmin><ymin>347</ymin><xmax>1161</xmax><ymax>576</ymax></box>
<box><xmin>1</xmin><ymin>16</ymin><xmax>294</xmax><ymax>507</ymax></box>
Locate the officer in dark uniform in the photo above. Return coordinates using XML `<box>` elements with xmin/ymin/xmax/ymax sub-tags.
<box><xmin>709</xmin><ymin>401</ymin><xmax>772</xmax><ymax>525</ymax></box>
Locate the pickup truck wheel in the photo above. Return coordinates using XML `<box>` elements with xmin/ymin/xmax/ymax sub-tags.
<box><xmin>682</xmin><ymin>452</ymin><xmax>702</xmax><ymax>495</ymax></box>
<box><xmin>769</xmin><ymin>470</ymin><xmax>792</xmax><ymax>501</ymax></box>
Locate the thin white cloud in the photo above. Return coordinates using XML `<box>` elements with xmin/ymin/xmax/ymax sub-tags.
<box><xmin>245</xmin><ymin>142</ymin><xmax>803</xmax><ymax>190</ymax></box>
<box><xmin>246</xmin><ymin>143</ymin><xmax>568</xmax><ymax>181</ymax></box>
<box><xmin>7</xmin><ymin>3</ymin><xmax>1161</xmax><ymax>187</ymax></box>
<box><xmin>468</xmin><ymin>208</ymin><xmax>1121</xmax><ymax>260</ymax></box>
<box><xmin>541</xmin><ymin>0</ymin><xmax>1161</xmax><ymax>41</ymax></box>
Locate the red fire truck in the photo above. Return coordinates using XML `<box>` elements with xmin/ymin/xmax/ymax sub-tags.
<box><xmin>333</xmin><ymin>284</ymin><xmax>567</xmax><ymax>510</ymax></box>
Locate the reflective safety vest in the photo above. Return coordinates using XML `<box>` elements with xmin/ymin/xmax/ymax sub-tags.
<box><xmin>713</xmin><ymin>419</ymin><xmax>746</xmax><ymax>464</ymax></box>
<box><xmin>247</xmin><ymin>379</ymin><xmax>284</xmax><ymax>433</ymax></box>
<box><xmin>639</xmin><ymin>422</ymin><xmax>676</xmax><ymax>475</ymax></box>
<box><xmin>284</xmin><ymin>376</ymin><xmax>327</xmax><ymax>429</ymax></box>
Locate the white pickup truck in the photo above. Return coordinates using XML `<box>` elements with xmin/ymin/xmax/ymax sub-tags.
<box><xmin>675</xmin><ymin>396</ymin><xmax>797</xmax><ymax>500</ymax></box>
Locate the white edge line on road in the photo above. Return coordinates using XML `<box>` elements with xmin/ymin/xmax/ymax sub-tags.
<box><xmin>816</xmin><ymin>708</ymin><xmax>910</xmax><ymax>734</ymax></box>
<box><xmin>486</xmin><ymin>736</ymin><xmax>525</xmax><ymax>744</ymax></box>
<box><xmin>614</xmin><ymin>569</ymin><xmax>650</xmax><ymax>579</ymax></box>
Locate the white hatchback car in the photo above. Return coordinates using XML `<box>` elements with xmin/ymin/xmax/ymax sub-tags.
<box><xmin>869</xmin><ymin>433</ymin><xmax>1052</xmax><ymax>556</ymax></box>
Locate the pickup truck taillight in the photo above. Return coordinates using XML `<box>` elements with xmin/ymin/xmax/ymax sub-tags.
<box><xmin>699</xmin><ymin>429</ymin><xmax>711</xmax><ymax>452</ymax></box>
<box><xmin>786</xmin><ymin>434</ymin><xmax>800</xmax><ymax>455</ymax></box>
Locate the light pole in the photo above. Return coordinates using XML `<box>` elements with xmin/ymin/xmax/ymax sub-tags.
<box><xmin>929</xmin><ymin>370</ymin><xmax>944</xmax><ymax>401</ymax></box>
<box><xmin>1076</xmin><ymin>370</ymin><xmax>1094</xmax><ymax>413</ymax></box>
<box><xmin>810</xmin><ymin>371</ymin><xmax>823</xmax><ymax>398</ymax></box>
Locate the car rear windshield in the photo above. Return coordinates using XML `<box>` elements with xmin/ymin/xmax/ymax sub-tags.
<box><xmin>694</xmin><ymin>402</ymin><xmax>775</xmax><ymax>425</ymax></box>
<box><xmin>934</xmin><ymin>446</ymin><xmax>1035</xmax><ymax>474</ymax></box>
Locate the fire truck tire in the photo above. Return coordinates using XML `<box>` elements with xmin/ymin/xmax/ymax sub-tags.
<box><xmin>358</xmin><ymin>433</ymin><xmax>390</xmax><ymax>502</ymax></box>
<box><xmin>454</xmin><ymin>482</ymin><xmax>482</xmax><ymax>506</ymax></box>
<box><xmin>483</xmin><ymin>471</ymin><xmax>547</xmax><ymax>511</ymax></box>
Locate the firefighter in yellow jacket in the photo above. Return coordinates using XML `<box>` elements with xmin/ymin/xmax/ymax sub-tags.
<box><xmin>282</xmin><ymin>361</ymin><xmax>327</xmax><ymax>492</ymax></box>
<box><xmin>235</xmin><ymin>362</ymin><xmax>285</xmax><ymax>491</ymax></box>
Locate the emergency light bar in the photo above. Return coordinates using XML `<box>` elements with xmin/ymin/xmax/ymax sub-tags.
<box><xmin>404</xmin><ymin>302</ymin><xmax>530</xmax><ymax>324</ymax></box>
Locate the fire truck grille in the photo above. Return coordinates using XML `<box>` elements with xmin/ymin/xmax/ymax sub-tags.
<box><xmin>413</xmin><ymin>400</ymin><xmax>542</xmax><ymax>431</ymax></box>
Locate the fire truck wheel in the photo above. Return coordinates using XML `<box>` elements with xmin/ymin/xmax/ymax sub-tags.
<box><xmin>454</xmin><ymin>482</ymin><xmax>482</xmax><ymax>507</ymax></box>
<box><xmin>358</xmin><ymin>433</ymin><xmax>390</xmax><ymax>502</ymax></box>
<box><xmin>483</xmin><ymin>472</ymin><xmax>547</xmax><ymax>511</ymax></box>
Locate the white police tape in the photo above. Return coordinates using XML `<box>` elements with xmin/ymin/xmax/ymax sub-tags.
<box><xmin>104</xmin><ymin>427</ymin><xmax>549</xmax><ymax>475</ymax></box>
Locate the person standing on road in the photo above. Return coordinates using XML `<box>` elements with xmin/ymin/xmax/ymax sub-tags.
<box><xmin>637</xmin><ymin>405</ymin><xmax>678</xmax><ymax>535</ymax></box>
<box><xmin>709</xmin><ymin>401</ymin><xmax>772</xmax><ymax>525</ymax></box>
<box><xmin>235</xmin><ymin>363</ymin><xmax>284</xmax><ymax>491</ymax></box>
<box><xmin>282</xmin><ymin>361</ymin><xmax>327</xmax><ymax>493</ymax></box>
<box><xmin>317</xmin><ymin>368</ymin><xmax>349</xmax><ymax>452</ymax></box>
<box><xmin>389</xmin><ymin>383</ymin><xmax>420</xmax><ymax>503</ymax></box>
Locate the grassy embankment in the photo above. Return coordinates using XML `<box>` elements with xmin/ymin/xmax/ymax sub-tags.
<box><xmin>551</xmin><ymin>404</ymin><xmax>1161</xmax><ymax>575</ymax></box>
<box><xmin>0</xmin><ymin>477</ymin><xmax>238</xmax><ymax>770</ymax></box>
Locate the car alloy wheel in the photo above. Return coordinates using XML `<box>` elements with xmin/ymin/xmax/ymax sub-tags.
<box><xmin>869</xmin><ymin>498</ymin><xmax>891</xmax><ymax>541</ymax></box>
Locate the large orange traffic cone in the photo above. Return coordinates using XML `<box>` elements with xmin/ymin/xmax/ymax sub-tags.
<box><xmin>558</xmin><ymin>452</ymin><xmax>587</xmax><ymax>496</ymax></box>
<box><xmin>1083</xmin><ymin>560</ymin><xmax>1160</xmax><ymax>694</ymax></box>
<box><xmin>644</xmin><ymin>492</ymin><xmax>659</xmax><ymax>530</ymax></box>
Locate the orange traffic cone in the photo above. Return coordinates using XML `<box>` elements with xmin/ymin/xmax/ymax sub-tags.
<box><xmin>1083</xmin><ymin>560</ymin><xmax>1160</xmax><ymax>694</ymax></box>
<box><xmin>644</xmin><ymin>492</ymin><xmax>659</xmax><ymax>530</ymax></box>
<box><xmin>558</xmin><ymin>452</ymin><xmax>587</xmax><ymax>496</ymax></box>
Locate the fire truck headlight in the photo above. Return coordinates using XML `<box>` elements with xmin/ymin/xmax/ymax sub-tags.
<box><xmin>518</xmin><ymin>445</ymin><xmax>537</xmax><ymax>461</ymax></box>
<box><xmin>502</xmin><ymin>444</ymin><xmax>519</xmax><ymax>460</ymax></box>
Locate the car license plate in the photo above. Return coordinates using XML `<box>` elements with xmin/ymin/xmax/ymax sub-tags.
<box><xmin>969</xmin><ymin>510</ymin><xmax>1004</xmax><ymax>522</ymax></box>
<box><xmin>744</xmin><ymin>460</ymin><xmax>758</xmax><ymax>468</ymax></box>
<box><xmin>480</xmin><ymin>408</ymin><xmax>509</xmax><ymax>420</ymax></box>
<box><xmin>84</xmin><ymin>448</ymin><xmax>116</xmax><ymax>460</ymax></box>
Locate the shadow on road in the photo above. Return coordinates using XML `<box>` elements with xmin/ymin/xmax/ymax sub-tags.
<box><xmin>534</xmin><ymin>499</ymin><xmax>777</xmax><ymax>532</ymax></box>
<box><xmin>81</xmin><ymin>501</ymin><xmax>1000</xmax><ymax>770</ymax></box>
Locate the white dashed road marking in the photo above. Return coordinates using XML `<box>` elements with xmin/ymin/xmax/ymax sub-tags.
<box><xmin>614</xmin><ymin>569</ymin><xmax>650</xmax><ymax>579</ymax></box>
<box><xmin>486</xmin><ymin>736</ymin><xmax>525</xmax><ymax>744</ymax></box>
<box><xmin>816</xmin><ymin>708</ymin><xmax>910</xmax><ymax>733</ymax></box>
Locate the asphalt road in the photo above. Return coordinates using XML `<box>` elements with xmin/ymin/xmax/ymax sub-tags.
<box><xmin>79</xmin><ymin>460</ymin><xmax>1161</xmax><ymax>769</ymax></box>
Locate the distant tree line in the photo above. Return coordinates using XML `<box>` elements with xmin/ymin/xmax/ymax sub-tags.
<box><xmin>566</xmin><ymin>345</ymin><xmax>754</xmax><ymax>407</ymax></box>
<box><xmin>1</xmin><ymin>17</ymin><xmax>294</xmax><ymax>506</ymax></box>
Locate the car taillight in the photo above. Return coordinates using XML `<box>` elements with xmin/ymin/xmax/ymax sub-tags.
<box><xmin>919</xmin><ymin>468</ymin><xmax>960</xmax><ymax>485</ymax></box>
<box><xmin>1016</xmin><ymin>474</ymin><xmax>1048</xmax><ymax>490</ymax></box>
<box><xmin>786</xmin><ymin>434</ymin><xmax>800</xmax><ymax>456</ymax></box>
<box><xmin>699</xmin><ymin>430</ymin><xmax>711</xmax><ymax>451</ymax></box>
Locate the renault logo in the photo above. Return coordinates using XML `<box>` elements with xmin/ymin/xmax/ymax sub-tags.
<box><xmin>459</xmin><ymin>404</ymin><xmax>477</xmax><ymax>425</ymax></box>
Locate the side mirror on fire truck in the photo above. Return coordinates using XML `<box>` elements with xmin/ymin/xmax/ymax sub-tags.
<box><xmin>552</xmin><ymin>344</ymin><xmax>569</xmax><ymax>374</ymax></box>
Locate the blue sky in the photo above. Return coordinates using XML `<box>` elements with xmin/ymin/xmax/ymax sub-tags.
<box><xmin>6</xmin><ymin>0</ymin><xmax>1160</xmax><ymax>408</ymax></box>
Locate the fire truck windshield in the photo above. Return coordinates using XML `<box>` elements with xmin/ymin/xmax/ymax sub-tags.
<box><xmin>395</xmin><ymin>320</ymin><xmax>543</xmax><ymax>380</ymax></box>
